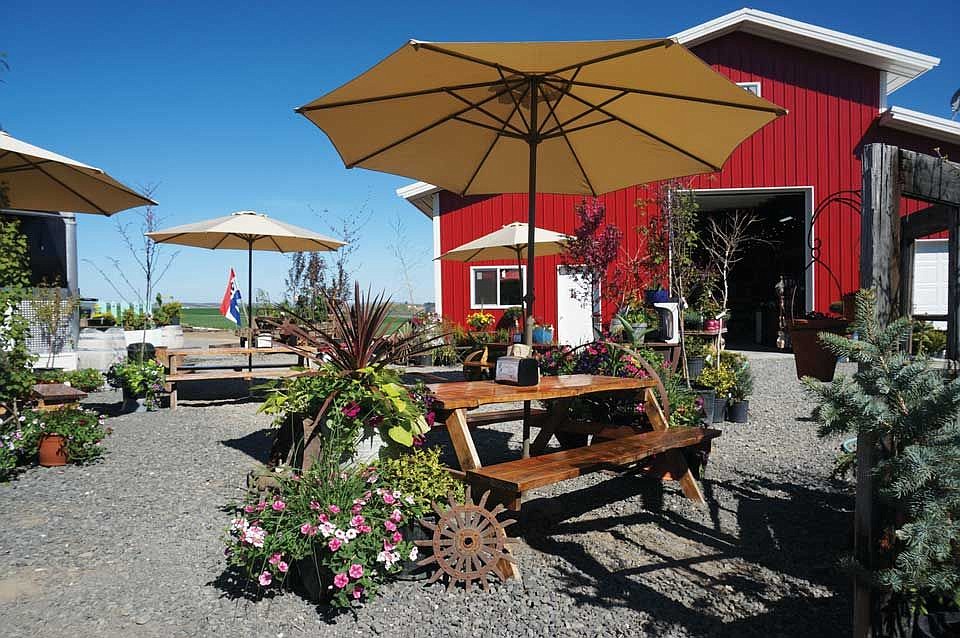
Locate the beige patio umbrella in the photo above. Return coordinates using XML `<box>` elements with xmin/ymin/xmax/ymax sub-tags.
<box><xmin>0</xmin><ymin>130</ymin><xmax>155</xmax><ymax>214</ymax></box>
<box><xmin>438</xmin><ymin>221</ymin><xmax>570</xmax><ymax>319</ymax></box>
<box><xmin>296</xmin><ymin>38</ymin><xmax>786</xmax><ymax>343</ymax></box>
<box><xmin>147</xmin><ymin>211</ymin><xmax>345</xmax><ymax>365</ymax></box>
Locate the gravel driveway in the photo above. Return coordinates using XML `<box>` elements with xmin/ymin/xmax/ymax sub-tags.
<box><xmin>0</xmin><ymin>353</ymin><xmax>853</xmax><ymax>637</ymax></box>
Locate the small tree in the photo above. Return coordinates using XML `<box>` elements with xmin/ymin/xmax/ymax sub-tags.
<box><xmin>806</xmin><ymin>290</ymin><xmax>960</xmax><ymax>635</ymax></box>
<box><xmin>562</xmin><ymin>199</ymin><xmax>622</xmax><ymax>335</ymax></box>
<box><xmin>702</xmin><ymin>210</ymin><xmax>765</xmax><ymax>316</ymax></box>
<box><xmin>0</xmin><ymin>216</ymin><xmax>30</xmax><ymax>288</ymax></box>
<box><xmin>387</xmin><ymin>213</ymin><xmax>422</xmax><ymax>305</ymax></box>
<box><xmin>32</xmin><ymin>284</ymin><xmax>79</xmax><ymax>368</ymax></box>
<box><xmin>83</xmin><ymin>183</ymin><xmax>179</xmax><ymax>325</ymax></box>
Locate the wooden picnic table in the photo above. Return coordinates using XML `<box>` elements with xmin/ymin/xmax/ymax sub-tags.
<box><xmin>427</xmin><ymin>374</ymin><xmax>717</xmax><ymax>511</ymax></box>
<box><xmin>155</xmin><ymin>345</ymin><xmax>309</xmax><ymax>409</ymax></box>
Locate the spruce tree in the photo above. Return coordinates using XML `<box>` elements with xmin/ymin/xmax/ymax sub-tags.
<box><xmin>805</xmin><ymin>290</ymin><xmax>960</xmax><ymax>632</ymax></box>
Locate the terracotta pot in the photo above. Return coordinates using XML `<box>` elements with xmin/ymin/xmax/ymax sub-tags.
<box><xmin>790</xmin><ymin>318</ymin><xmax>848</xmax><ymax>381</ymax></box>
<box><xmin>38</xmin><ymin>434</ymin><xmax>68</xmax><ymax>467</ymax></box>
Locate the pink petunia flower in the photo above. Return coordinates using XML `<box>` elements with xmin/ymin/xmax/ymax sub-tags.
<box><xmin>390</xmin><ymin>509</ymin><xmax>402</xmax><ymax>522</ymax></box>
<box><xmin>268</xmin><ymin>552</ymin><xmax>282</xmax><ymax>565</ymax></box>
<box><xmin>300</xmin><ymin>522</ymin><xmax>318</xmax><ymax>537</ymax></box>
<box><xmin>328</xmin><ymin>538</ymin><xmax>342</xmax><ymax>552</ymax></box>
<box><xmin>328</xmin><ymin>504</ymin><xmax>341</xmax><ymax>514</ymax></box>
<box><xmin>317</xmin><ymin>513</ymin><xmax>329</xmax><ymax>523</ymax></box>
<box><xmin>309</xmin><ymin>500</ymin><xmax>321</xmax><ymax>510</ymax></box>
<box><xmin>384</xmin><ymin>520</ymin><xmax>397</xmax><ymax>532</ymax></box>
<box><xmin>243</xmin><ymin>504</ymin><xmax>255</xmax><ymax>514</ymax></box>
<box><xmin>341</xmin><ymin>401</ymin><xmax>361</xmax><ymax>418</ymax></box>
<box><xmin>333</xmin><ymin>572</ymin><xmax>349</xmax><ymax>589</ymax></box>
<box><xmin>382</xmin><ymin>492</ymin><xmax>396</xmax><ymax>505</ymax></box>
<box><xmin>259</xmin><ymin>571</ymin><xmax>272</xmax><ymax>586</ymax></box>
<box><xmin>255</xmin><ymin>501</ymin><xmax>267</xmax><ymax>512</ymax></box>
<box><xmin>272</xmin><ymin>500</ymin><xmax>286</xmax><ymax>511</ymax></box>
<box><xmin>352</xmin><ymin>585</ymin><xmax>364</xmax><ymax>600</ymax></box>
<box><xmin>350</xmin><ymin>515</ymin><xmax>365</xmax><ymax>528</ymax></box>
<box><xmin>348</xmin><ymin>563</ymin><xmax>363</xmax><ymax>579</ymax></box>
<box><xmin>351</xmin><ymin>503</ymin><xmax>363</xmax><ymax>515</ymax></box>
<box><xmin>277</xmin><ymin>561</ymin><xmax>288</xmax><ymax>573</ymax></box>
<box><xmin>391</xmin><ymin>531</ymin><xmax>402</xmax><ymax>544</ymax></box>
<box><xmin>359</xmin><ymin>524</ymin><xmax>372</xmax><ymax>534</ymax></box>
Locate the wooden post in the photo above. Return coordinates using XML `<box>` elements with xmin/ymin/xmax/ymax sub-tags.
<box><xmin>856</xmin><ymin>143</ymin><xmax>902</xmax><ymax>638</ymax></box>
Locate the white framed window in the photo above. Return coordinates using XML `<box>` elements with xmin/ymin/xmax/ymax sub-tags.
<box><xmin>737</xmin><ymin>81</ymin><xmax>762</xmax><ymax>98</ymax></box>
<box><xmin>470</xmin><ymin>266</ymin><xmax>525</xmax><ymax>309</ymax></box>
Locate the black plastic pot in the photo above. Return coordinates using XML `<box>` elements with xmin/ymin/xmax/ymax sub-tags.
<box><xmin>292</xmin><ymin>554</ymin><xmax>332</xmax><ymax>603</ymax></box>
<box><xmin>692</xmin><ymin>386</ymin><xmax>716</xmax><ymax>424</ymax></box>
<box><xmin>686</xmin><ymin>356</ymin><xmax>705</xmax><ymax>380</ymax></box>
<box><xmin>396</xmin><ymin>514</ymin><xmax>435</xmax><ymax>581</ymax></box>
<box><xmin>710</xmin><ymin>396</ymin><xmax>727</xmax><ymax>424</ymax></box>
<box><xmin>727</xmin><ymin>400</ymin><xmax>749</xmax><ymax>423</ymax></box>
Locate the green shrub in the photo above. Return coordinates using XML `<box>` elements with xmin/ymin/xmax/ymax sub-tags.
<box><xmin>912</xmin><ymin>321</ymin><xmax>947</xmax><ymax>356</ymax></box>
<box><xmin>375</xmin><ymin>447</ymin><xmax>465</xmax><ymax>507</ymax></box>
<box><xmin>0</xmin><ymin>289</ymin><xmax>37</xmax><ymax>409</ymax></box>
<box><xmin>106</xmin><ymin>360</ymin><xmax>165</xmax><ymax>409</ymax></box>
<box><xmin>698</xmin><ymin>363</ymin><xmax>736</xmax><ymax>398</ymax></box>
<box><xmin>24</xmin><ymin>407</ymin><xmax>110</xmax><ymax>463</ymax></box>
<box><xmin>33</xmin><ymin>368</ymin><xmax>105</xmax><ymax>392</ymax></box>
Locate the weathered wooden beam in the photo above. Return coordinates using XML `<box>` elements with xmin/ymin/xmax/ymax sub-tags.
<box><xmin>856</xmin><ymin>143</ymin><xmax>903</xmax><ymax>638</ymax></box>
<box><xmin>900</xmin><ymin>204</ymin><xmax>954</xmax><ymax>241</ymax></box>
<box><xmin>948</xmin><ymin>209</ymin><xmax>960</xmax><ymax>361</ymax></box>
<box><xmin>900</xmin><ymin>148</ymin><xmax>960</xmax><ymax>206</ymax></box>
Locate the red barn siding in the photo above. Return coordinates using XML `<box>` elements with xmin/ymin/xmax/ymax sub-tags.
<box><xmin>436</xmin><ymin>31</ymin><xmax>948</xmax><ymax>338</ymax></box>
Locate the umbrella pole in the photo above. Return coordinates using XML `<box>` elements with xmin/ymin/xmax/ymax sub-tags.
<box><xmin>521</xmin><ymin>78</ymin><xmax>540</xmax><ymax>459</ymax></box>
<box><xmin>248</xmin><ymin>239</ymin><xmax>253</xmax><ymax>372</ymax></box>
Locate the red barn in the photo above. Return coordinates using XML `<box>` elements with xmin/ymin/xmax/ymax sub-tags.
<box><xmin>398</xmin><ymin>8</ymin><xmax>960</xmax><ymax>345</ymax></box>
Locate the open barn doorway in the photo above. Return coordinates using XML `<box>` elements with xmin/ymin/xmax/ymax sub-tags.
<box><xmin>692</xmin><ymin>187</ymin><xmax>811</xmax><ymax>347</ymax></box>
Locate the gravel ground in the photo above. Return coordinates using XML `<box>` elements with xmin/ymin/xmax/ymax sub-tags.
<box><xmin>0</xmin><ymin>353</ymin><xmax>854</xmax><ymax>637</ymax></box>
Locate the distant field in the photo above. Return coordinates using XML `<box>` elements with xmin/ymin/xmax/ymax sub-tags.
<box><xmin>181</xmin><ymin>307</ymin><xmax>237</xmax><ymax>330</ymax></box>
<box><xmin>180</xmin><ymin>305</ymin><xmax>416</xmax><ymax>332</ymax></box>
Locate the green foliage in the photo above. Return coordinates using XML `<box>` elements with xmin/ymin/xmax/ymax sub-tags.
<box><xmin>0</xmin><ymin>217</ymin><xmax>30</xmax><ymax>288</ymax></box>
<box><xmin>662</xmin><ymin>372</ymin><xmax>705</xmax><ymax>427</ymax></box>
<box><xmin>375</xmin><ymin>447</ymin><xmax>465</xmax><ymax>507</ymax></box>
<box><xmin>805</xmin><ymin>289</ymin><xmax>960</xmax><ymax>615</ymax></box>
<box><xmin>431</xmin><ymin>344</ymin><xmax>459</xmax><ymax>366</ymax></box>
<box><xmin>33</xmin><ymin>368</ymin><xmax>105</xmax><ymax>392</ymax></box>
<box><xmin>121</xmin><ymin>307</ymin><xmax>148</xmax><ymax>330</ymax></box>
<box><xmin>0</xmin><ymin>289</ymin><xmax>37</xmax><ymax>408</ymax></box>
<box><xmin>912</xmin><ymin>321</ymin><xmax>946</xmax><ymax>356</ymax></box>
<box><xmin>730</xmin><ymin>360</ymin><xmax>754</xmax><ymax>403</ymax></box>
<box><xmin>151</xmin><ymin>293</ymin><xmax>182</xmax><ymax>326</ymax></box>
<box><xmin>24</xmin><ymin>407</ymin><xmax>110</xmax><ymax>463</ymax></box>
<box><xmin>106</xmin><ymin>359</ymin><xmax>165</xmax><ymax>409</ymax></box>
<box><xmin>0</xmin><ymin>411</ymin><xmax>42</xmax><ymax>480</ymax></box>
<box><xmin>684</xmin><ymin>337</ymin><xmax>713</xmax><ymax>359</ymax></box>
<box><xmin>698</xmin><ymin>364</ymin><xmax>736</xmax><ymax>398</ymax></box>
<box><xmin>258</xmin><ymin>365</ymin><xmax>430</xmax><ymax>456</ymax></box>
<box><xmin>224</xmin><ymin>463</ymin><xmax>425</xmax><ymax>607</ymax></box>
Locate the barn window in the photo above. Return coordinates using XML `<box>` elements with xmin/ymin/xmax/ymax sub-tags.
<box><xmin>737</xmin><ymin>82</ymin><xmax>762</xmax><ymax>97</ymax></box>
<box><xmin>471</xmin><ymin>266</ymin><xmax>524</xmax><ymax>308</ymax></box>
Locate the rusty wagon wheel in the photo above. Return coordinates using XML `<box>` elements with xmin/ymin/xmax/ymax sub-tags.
<box><xmin>414</xmin><ymin>487</ymin><xmax>516</xmax><ymax>592</ymax></box>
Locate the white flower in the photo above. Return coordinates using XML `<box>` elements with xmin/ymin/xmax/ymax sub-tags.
<box><xmin>345</xmin><ymin>528</ymin><xmax>358</xmax><ymax>540</ymax></box>
<box><xmin>334</xmin><ymin>529</ymin><xmax>347</xmax><ymax>540</ymax></box>
<box><xmin>404</xmin><ymin>496</ymin><xmax>415</xmax><ymax>505</ymax></box>
<box><xmin>408</xmin><ymin>547</ymin><xmax>418</xmax><ymax>561</ymax></box>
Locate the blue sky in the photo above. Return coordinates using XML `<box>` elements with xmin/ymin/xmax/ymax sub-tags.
<box><xmin>4</xmin><ymin>1</ymin><xmax>957</xmax><ymax>305</ymax></box>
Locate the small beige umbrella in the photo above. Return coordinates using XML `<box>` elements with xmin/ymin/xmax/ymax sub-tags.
<box><xmin>439</xmin><ymin>222</ymin><xmax>570</xmax><ymax>458</ymax></box>
<box><xmin>147</xmin><ymin>211</ymin><xmax>345</xmax><ymax>365</ymax></box>
<box><xmin>0</xmin><ymin>130</ymin><xmax>155</xmax><ymax>214</ymax></box>
<box><xmin>437</xmin><ymin>221</ymin><xmax>570</xmax><ymax>320</ymax></box>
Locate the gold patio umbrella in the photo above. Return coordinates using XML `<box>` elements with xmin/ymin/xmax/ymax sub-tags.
<box><xmin>0</xmin><ymin>130</ymin><xmax>155</xmax><ymax>214</ymax></box>
<box><xmin>296</xmin><ymin>39</ymin><xmax>786</xmax><ymax>344</ymax></box>
<box><xmin>147</xmin><ymin>211</ymin><xmax>345</xmax><ymax>367</ymax></box>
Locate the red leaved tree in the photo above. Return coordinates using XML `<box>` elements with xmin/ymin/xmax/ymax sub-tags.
<box><xmin>562</xmin><ymin>200</ymin><xmax>622</xmax><ymax>336</ymax></box>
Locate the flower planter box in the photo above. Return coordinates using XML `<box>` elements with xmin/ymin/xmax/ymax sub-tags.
<box><xmin>789</xmin><ymin>318</ymin><xmax>848</xmax><ymax>381</ymax></box>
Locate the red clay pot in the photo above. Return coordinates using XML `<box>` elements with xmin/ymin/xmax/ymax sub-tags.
<box><xmin>790</xmin><ymin>318</ymin><xmax>848</xmax><ymax>381</ymax></box>
<box><xmin>38</xmin><ymin>434</ymin><xmax>68</xmax><ymax>467</ymax></box>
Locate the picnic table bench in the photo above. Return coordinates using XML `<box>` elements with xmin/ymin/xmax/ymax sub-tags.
<box><xmin>427</xmin><ymin>374</ymin><xmax>719</xmax><ymax>511</ymax></box>
<box><xmin>155</xmin><ymin>345</ymin><xmax>309</xmax><ymax>409</ymax></box>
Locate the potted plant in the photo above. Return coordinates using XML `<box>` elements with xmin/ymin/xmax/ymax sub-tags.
<box><xmin>106</xmin><ymin>359</ymin><xmax>166</xmax><ymax>411</ymax></box>
<box><xmin>496</xmin><ymin>306</ymin><xmax>524</xmax><ymax>333</ymax></box>
<box><xmin>644</xmin><ymin>284</ymin><xmax>669</xmax><ymax>305</ymax></box>
<box><xmin>697</xmin><ymin>363</ymin><xmax>735</xmax><ymax>424</ymax></box>
<box><xmin>789</xmin><ymin>312</ymin><xmax>848</xmax><ymax>381</ymax></box>
<box><xmin>727</xmin><ymin>360</ymin><xmax>753</xmax><ymax>423</ymax></box>
<box><xmin>225</xmin><ymin>461</ymin><xmax>428</xmax><ymax>607</ymax></box>
<box><xmin>25</xmin><ymin>407</ymin><xmax>109</xmax><ymax>467</ymax></box>
<box><xmin>683</xmin><ymin>308</ymin><xmax>704</xmax><ymax>330</ymax></box>
<box><xmin>683</xmin><ymin>337</ymin><xmax>711</xmax><ymax>380</ymax></box>
<box><xmin>375</xmin><ymin>447</ymin><xmax>465</xmax><ymax>579</ymax></box>
<box><xmin>465</xmin><ymin>311</ymin><xmax>494</xmax><ymax>333</ymax></box>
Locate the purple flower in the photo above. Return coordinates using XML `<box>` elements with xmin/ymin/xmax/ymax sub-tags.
<box><xmin>341</xmin><ymin>402</ymin><xmax>361</xmax><ymax>418</ymax></box>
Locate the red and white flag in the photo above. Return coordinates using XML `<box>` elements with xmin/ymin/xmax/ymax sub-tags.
<box><xmin>219</xmin><ymin>268</ymin><xmax>243</xmax><ymax>326</ymax></box>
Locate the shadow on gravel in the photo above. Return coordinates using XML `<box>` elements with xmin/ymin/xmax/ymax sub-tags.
<box><xmin>221</xmin><ymin>429</ymin><xmax>274</xmax><ymax>463</ymax></box>
<box><xmin>519</xmin><ymin>472</ymin><xmax>852</xmax><ymax>637</ymax></box>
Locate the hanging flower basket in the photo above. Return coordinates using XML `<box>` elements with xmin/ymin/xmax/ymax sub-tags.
<box><xmin>789</xmin><ymin>317</ymin><xmax>848</xmax><ymax>381</ymax></box>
